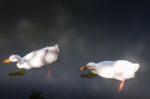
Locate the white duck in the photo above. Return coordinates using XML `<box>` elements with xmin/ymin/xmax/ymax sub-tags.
<box><xmin>80</xmin><ymin>60</ymin><xmax>140</xmax><ymax>92</ymax></box>
<box><xmin>3</xmin><ymin>44</ymin><xmax>59</xmax><ymax>70</ymax></box>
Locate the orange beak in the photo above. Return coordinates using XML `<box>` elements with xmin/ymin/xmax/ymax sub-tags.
<box><xmin>3</xmin><ymin>58</ymin><xmax>12</xmax><ymax>64</ymax></box>
<box><xmin>80</xmin><ymin>66</ymin><xmax>88</xmax><ymax>71</ymax></box>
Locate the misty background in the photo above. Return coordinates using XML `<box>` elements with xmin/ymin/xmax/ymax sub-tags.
<box><xmin>0</xmin><ymin>0</ymin><xmax>150</xmax><ymax>99</ymax></box>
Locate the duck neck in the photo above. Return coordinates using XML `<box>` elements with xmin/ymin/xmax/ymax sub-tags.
<box><xmin>91</xmin><ymin>68</ymin><xmax>97</xmax><ymax>74</ymax></box>
<box><xmin>17</xmin><ymin>56</ymin><xmax>24</xmax><ymax>64</ymax></box>
<box><xmin>87</xmin><ymin>66</ymin><xmax>97</xmax><ymax>74</ymax></box>
<box><xmin>16</xmin><ymin>57</ymin><xmax>25</xmax><ymax>69</ymax></box>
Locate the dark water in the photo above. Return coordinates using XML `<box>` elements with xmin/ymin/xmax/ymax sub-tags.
<box><xmin>0</xmin><ymin>0</ymin><xmax>150</xmax><ymax>99</ymax></box>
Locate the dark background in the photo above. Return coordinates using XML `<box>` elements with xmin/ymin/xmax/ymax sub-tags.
<box><xmin>0</xmin><ymin>0</ymin><xmax>150</xmax><ymax>99</ymax></box>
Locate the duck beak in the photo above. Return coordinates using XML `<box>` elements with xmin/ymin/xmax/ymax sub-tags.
<box><xmin>3</xmin><ymin>58</ymin><xmax>12</xmax><ymax>64</ymax></box>
<box><xmin>80</xmin><ymin>66</ymin><xmax>88</xmax><ymax>71</ymax></box>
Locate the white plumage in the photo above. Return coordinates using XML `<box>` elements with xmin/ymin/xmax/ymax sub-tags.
<box><xmin>4</xmin><ymin>44</ymin><xmax>59</xmax><ymax>69</ymax></box>
<box><xmin>85</xmin><ymin>60</ymin><xmax>140</xmax><ymax>81</ymax></box>
<box><xmin>80</xmin><ymin>60</ymin><xmax>140</xmax><ymax>91</ymax></box>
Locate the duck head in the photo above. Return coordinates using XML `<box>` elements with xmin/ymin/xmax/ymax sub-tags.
<box><xmin>3</xmin><ymin>55</ymin><xmax>22</xmax><ymax>64</ymax></box>
<box><xmin>80</xmin><ymin>62</ymin><xmax>97</xmax><ymax>73</ymax></box>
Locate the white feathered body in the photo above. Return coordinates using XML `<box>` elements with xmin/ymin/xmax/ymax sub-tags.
<box><xmin>17</xmin><ymin>45</ymin><xmax>59</xmax><ymax>69</ymax></box>
<box><xmin>91</xmin><ymin>60</ymin><xmax>140</xmax><ymax>81</ymax></box>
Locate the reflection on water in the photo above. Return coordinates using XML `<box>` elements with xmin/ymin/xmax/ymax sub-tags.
<box><xmin>29</xmin><ymin>89</ymin><xmax>45</xmax><ymax>99</ymax></box>
<box><xmin>9</xmin><ymin>69</ymin><xmax>26</xmax><ymax>77</ymax></box>
<box><xmin>80</xmin><ymin>71</ymin><xmax>97</xmax><ymax>79</ymax></box>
